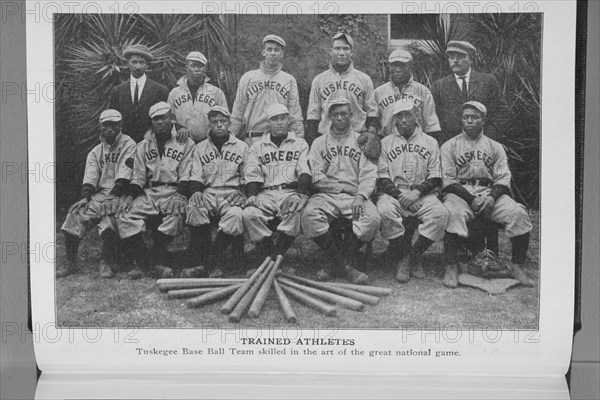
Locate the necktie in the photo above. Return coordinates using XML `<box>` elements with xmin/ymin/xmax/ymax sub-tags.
<box><xmin>134</xmin><ymin>81</ymin><xmax>139</xmax><ymax>106</ymax></box>
<box><xmin>459</xmin><ymin>76</ymin><xmax>468</xmax><ymax>102</ymax></box>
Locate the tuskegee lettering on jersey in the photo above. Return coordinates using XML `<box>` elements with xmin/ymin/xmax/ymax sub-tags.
<box><xmin>83</xmin><ymin>132</ymin><xmax>137</xmax><ymax>190</ymax></box>
<box><xmin>378</xmin><ymin>126</ymin><xmax>441</xmax><ymax>188</ymax></box>
<box><xmin>440</xmin><ymin>131</ymin><xmax>511</xmax><ymax>190</ymax></box>
<box><xmin>190</xmin><ymin>133</ymin><xmax>248</xmax><ymax>189</ymax></box>
<box><xmin>130</xmin><ymin>127</ymin><xmax>195</xmax><ymax>188</ymax></box>
<box><xmin>245</xmin><ymin>131</ymin><xmax>310</xmax><ymax>187</ymax></box>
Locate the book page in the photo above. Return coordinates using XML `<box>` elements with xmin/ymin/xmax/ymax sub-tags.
<box><xmin>27</xmin><ymin>0</ymin><xmax>576</xmax><ymax>391</ymax></box>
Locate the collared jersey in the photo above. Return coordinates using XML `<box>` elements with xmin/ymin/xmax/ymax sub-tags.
<box><xmin>131</xmin><ymin>127</ymin><xmax>195</xmax><ymax>187</ymax></box>
<box><xmin>168</xmin><ymin>76</ymin><xmax>228</xmax><ymax>143</ymax></box>
<box><xmin>374</xmin><ymin>78</ymin><xmax>441</xmax><ymax>136</ymax></box>
<box><xmin>190</xmin><ymin>133</ymin><xmax>248</xmax><ymax>189</ymax></box>
<box><xmin>377</xmin><ymin>127</ymin><xmax>441</xmax><ymax>189</ymax></box>
<box><xmin>307</xmin><ymin>63</ymin><xmax>378</xmax><ymax>133</ymax></box>
<box><xmin>440</xmin><ymin>131</ymin><xmax>511</xmax><ymax>188</ymax></box>
<box><xmin>83</xmin><ymin>133</ymin><xmax>137</xmax><ymax>190</ymax></box>
<box><xmin>245</xmin><ymin>131</ymin><xmax>310</xmax><ymax>187</ymax></box>
<box><xmin>308</xmin><ymin>129</ymin><xmax>377</xmax><ymax>200</ymax></box>
<box><xmin>230</xmin><ymin>62</ymin><xmax>304</xmax><ymax>137</ymax></box>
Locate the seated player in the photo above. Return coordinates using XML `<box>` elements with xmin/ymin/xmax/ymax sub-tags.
<box><xmin>376</xmin><ymin>99</ymin><xmax>449</xmax><ymax>283</ymax></box>
<box><xmin>116</xmin><ymin>102</ymin><xmax>195</xmax><ymax>279</ymax></box>
<box><xmin>242</xmin><ymin>104</ymin><xmax>311</xmax><ymax>263</ymax></box>
<box><xmin>441</xmin><ymin>101</ymin><xmax>534</xmax><ymax>288</ymax></box>
<box><xmin>185</xmin><ymin>106</ymin><xmax>248</xmax><ymax>278</ymax></box>
<box><xmin>300</xmin><ymin>98</ymin><xmax>381</xmax><ymax>285</ymax></box>
<box><xmin>58</xmin><ymin>109</ymin><xmax>136</xmax><ymax>278</ymax></box>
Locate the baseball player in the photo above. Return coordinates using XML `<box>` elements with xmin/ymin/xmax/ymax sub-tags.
<box><xmin>301</xmin><ymin>99</ymin><xmax>381</xmax><ymax>285</ymax></box>
<box><xmin>377</xmin><ymin>99</ymin><xmax>449</xmax><ymax>283</ymax></box>
<box><xmin>441</xmin><ymin>101</ymin><xmax>534</xmax><ymax>288</ymax></box>
<box><xmin>242</xmin><ymin>103</ymin><xmax>311</xmax><ymax>262</ymax></box>
<box><xmin>185</xmin><ymin>106</ymin><xmax>248</xmax><ymax>278</ymax></box>
<box><xmin>374</xmin><ymin>49</ymin><xmax>441</xmax><ymax>138</ymax></box>
<box><xmin>306</xmin><ymin>32</ymin><xmax>379</xmax><ymax>145</ymax></box>
<box><xmin>116</xmin><ymin>102</ymin><xmax>195</xmax><ymax>279</ymax></box>
<box><xmin>168</xmin><ymin>51</ymin><xmax>229</xmax><ymax>143</ymax></box>
<box><xmin>230</xmin><ymin>34</ymin><xmax>304</xmax><ymax>146</ymax></box>
<box><xmin>58</xmin><ymin>109</ymin><xmax>136</xmax><ymax>278</ymax></box>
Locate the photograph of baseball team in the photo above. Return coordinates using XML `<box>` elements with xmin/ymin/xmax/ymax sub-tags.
<box><xmin>54</xmin><ymin>13</ymin><xmax>541</xmax><ymax>328</ymax></box>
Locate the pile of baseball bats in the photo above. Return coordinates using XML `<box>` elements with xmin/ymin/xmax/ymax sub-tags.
<box><xmin>156</xmin><ymin>256</ymin><xmax>392</xmax><ymax>323</ymax></box>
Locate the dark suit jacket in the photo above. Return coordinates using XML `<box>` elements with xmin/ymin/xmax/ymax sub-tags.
<box><xmin>431</xmin><ymin>71</ymin><xmax>507</xmax><ymax>144</ymax></box>
<box><xmin>109</xmin><ymin>77</ymin><xmax>169</xmax><ymax>143</ymax></box>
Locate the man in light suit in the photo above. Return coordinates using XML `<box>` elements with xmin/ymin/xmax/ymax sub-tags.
<box><xmin>431</xmin><ymin>41</ymin><xmax>507</xmax><ymax>144</ymax></box>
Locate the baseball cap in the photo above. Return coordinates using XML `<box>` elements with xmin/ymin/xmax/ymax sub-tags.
<box><xmin>266</xmin><ymin>104</ymin><xmax>289</xmax><ymax>119</ymax></box>
<box><xmin>207</xmin><ymin>105</ymin><xmax>231</xmax><ymax>118</ymax></box>
<box><xmin>332</xmin><ymin>32</ymin><xmax>354</xmax><ymax>48</ymax></box>
<box><xmin>388</xmin><ymin>49</ymin><xmax>412</xmax><ymax>63</ymax></box>
<box><xmin>446</xmin><ymin>40</ymin><xmax>476</xmax><ymax>55</ymax></box>
<box><xmin>263</xmin><ymin>34</ymin><xmax>286</xmax><ymax>47</ymax></box>
<box><xmin>186</xmin><ymin>51</ymin><xmax>207</xmax><ymax>65</ymax></box>
<box><xmin>99</xmin><ymin>109</ymin><xmax>122</xmax><ymax>123</ymax></box>
<box><xmin>123</xmin><ymin>44</ymin><xmax>153</xmax><ymax>62</ymax></box>
<box><xmin>392</xmin><ymin>99</ymin><xmax>415</xmax><ymax>115</ymax></box>
<box><xmin>149</xmin><ymin>102</ymin><xmax>172</xmax><ymax>118</ymax></box>
<box><xmin>462</xmin><ymin>101</ymin><xmax>487</xmax><ymax>117</ymax></box>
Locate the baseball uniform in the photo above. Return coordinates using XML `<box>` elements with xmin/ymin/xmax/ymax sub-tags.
<box><xmin>441</xmin><ymin>131</ymin><xmax>532</xmax><ymax>238</ymax></box>
<box><xmin>307</xmin><ymin>62</ymin><xmax>378</xmax><ymax>135</ymax></box>
<box><xmin>186</xmin><ymin>133</ymin><xmax>248</xmax><ymax>236</ymax></box>
<box><xmin>230</xmin><ymin>62</ymin><xmax>304</xmax><ymax>140</ymax></box>
<box><xmin>117</xmin><ymin>126</ymin><xmax>195</xmax><ymax>238</ymax></box>
<box><xmin>242</xmin><ymin>131</ymin><xmax>310</xmax><ymax>241</ymax></box>
<box><xmin>62</xmin><ymin>132</ymin><xmax>136</xmax><ymax>237</ymax></box>
<box><xmin>375</xmin><ymin>78</ymin><xmax>441</xmax><ymax>137</ymax></box>
<box><xmin>168</xmin><ymin>76</ymin><xmax>229</xmax><ymax>143</ymax></box>
<box><xmin>301</xmin><ymin>129</ymin><xmax>380</xmax><ymax>242</ymax></box>
<box><xmin>377</xmin><ymin>126</ymin><xmax>448</xmax><ymax>242</ymax></box>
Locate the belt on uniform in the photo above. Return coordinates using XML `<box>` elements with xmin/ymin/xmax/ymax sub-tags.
<box><xmin>459</xmin><ymin>178</ymin><xmax>492</xmax><ymax>187</ymax></box>
<box><xmin>147</xmin><ymin>182</ymin><xmax>178</xmax><ymax>188</ymax></box>
<box><xmin>265</xmin><ymin>183</ymin><xmax>296</xmax><ymax>190</ymax></box>
<box><xmin>396</xmin><ymin>183</ymin><xmax>412</xmax><ymax>190</ymax></box>
<box><xmin>246</xmin><ymin>130</ymin><xmax>265</xmax><ymax>138</ymax></box>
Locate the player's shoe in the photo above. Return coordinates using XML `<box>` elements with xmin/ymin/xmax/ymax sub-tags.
<box><xmin>209</xmin><ymin>268</ymin><xmax>224</xmax><ymax>279</ymax></box>
<box><xmin>153</xmin><ymin>265</ymin><xmax>174</xmax><ymax>279</ymax></box>
<box><xmin>127</xmin><ymin>261</ymin><xmax>145</xmax><ymax>280</ymax></box>
<box><xmin>316</xmin><ymin>265</ymin><xmax>335</xmax><ymax>281</ymax></box>
<box><xmin>395</xmin><ymin>257</ymin><xmax>411</xmax><ymax>283</ymax></box>
<box><xmin>442</xmin><ymin>263</ymin><xmax>458</xmax><ymax>288</ymax></box>
<box><xmin>508</xmin><ymin>262</ymin><xmax>534</xmax><ymax>287</ymax></box>
<box><xmin>341</xmin><ymin>265</ymin><xmax>368</xmax><ymax>285</ymax></box>
<box><xmin>411</xmin><ymin>255</ymin><xmax>425</xmax><ymax>279</ymax></box>
<box><xmin>98</xmin><ymin>260</ymin><xmax>113</xmax><ymax>279</ymax></box>
<box><xmin>180</xmin><ymin>266</ymin><xmax>208</xmax><ymax>279</ymax></box>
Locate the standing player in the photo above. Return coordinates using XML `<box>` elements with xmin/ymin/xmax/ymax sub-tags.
<box><xmin>242</xmin><ymin>104</ymin><xmax>311</xmax><ymax>262</ymax></box>
<box><xmin>301</xmin><ymin>99</ymin><xmax>381</xmax><ymax>284</ymax></box>
<box><xmin>186</xmin><ymin>106</ymin><xmax>248</xmax><ymax>278</ymax></box>
<box><xmin>230</xmin><ymin>34</ymin><xmax>304</xmax><ymax>145</ymax></box>
<box><xmin>116</xmin><ymin>102</ymin><xmax>195</xmax><ymax>279</ymax></box>
<box><xmin>441</xmin><ymin>101</ymin><xmax>534</xmax><ymax>288</ymax></box>
<box><xmin>374</xmin><ymin>49</ymin><xmax>441</xmax><ymax>138</ymax></box>
<box><xmin>58</xmin><ymin>110</ymin><xmax>136</xmax><ymax>278</ymax></box>
<box><xmin>376</xmin><ymin>100</ymin><xmax>449</xmax><ymax>283</ymax></box>
<box><xmin>306</xmin><ymin>32</ymin><xmax>379</xmax><ymax>145</ymax></box>
<box><xmin>431</xmin><ymin>41</ymin><xmax>507</xmax><ymax>144</ymax></box>
<box><xmin>168</xmin><ymin>51</ymin><xmax>229</xmax><ymax>143</ymax></box>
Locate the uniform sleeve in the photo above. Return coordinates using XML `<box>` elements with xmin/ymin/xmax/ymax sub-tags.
<box><xmin>440</xmin><ymin>141</ymin><xmax>458</xmax><ymax>189</ymax></box>
<box><xmin>177</xmin><ymin>140</ymin><xmax>195</xmax><ymax>183</ymax></box>
<box><xmin>244</xmin><ymin>143</ymin><xmax>264</xmax><ymax>184</ymax></box>
<box><xmin>115</xmin><ymin>139</ymin><xmax>137</xmax><ymax>181</ymax></box>
<box><xmin>421</xmin><ymin>88</ymin><xmax>441</xmax><ymax>133</ymax></box>
<box><xmin>167</xmin><ymin>88</ymin><xmax>176</xmax><ymax>109</ymax></box>
<box><xmin>377</xmin><ymin>143</ymin><xmax>391</xmax><ymax>180</ymax></box>
<box><xmin>82</xmin><ymin>149</ymin><xmax>101</xmax><ymax>188</ymax></box>
<box><xmin>295</xmin><ymin>140</ymin><xmax>311</xmax><ymax>177</ymax></box>
<box><xmin>308</xmin><ymin>139</ymin><xmax>343</xmax><ymax>193</ymax></box>
<box><xmin>287</xmin><ymin>78</ymin><xmax>305</xmax><ymax>138</ymax></box>
<box><xmin>357</xmin><ymin>156</ymin><xmax>377</xmax><ymax>200</ymax></box>
<box><xmin>491</xmin><ymin>142</ymin><xmax>511</xmax><ymax>187</ymax></box>
<box><xmin>306</xmin><ymin>76</ymin><xmax>322</xmax><ymax>122</ymax></box>
<box><xmin>229</xmin><ymin>74</ymin><xmax>250</xmax><ymax>137</ymax></box>
<box><xmin>189</xmin><ymin>144</ymin><xmax>206</xmax><ymax>185</ymax></box>
<box><xmin>426</xmin><ymin>138</ymin><xmax>442</xmax><ymax>180</ymax></box>
<box><xmin>130</xmin><ymin>143</ymin><xmax>147</xmax><ymax>189</ymax></box>
<box><xmin>363</xmin><ymin>76</ymin><xmax>378</xmax><ymax>119</ymax></box>
<box><xmin>238</xmin><ymin>143</ymin><xmax>249</xmax><ymax>187</ymax></box>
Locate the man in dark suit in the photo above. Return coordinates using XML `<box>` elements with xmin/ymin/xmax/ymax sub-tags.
<box><xmin>109</xmin><ymin>44</ymin><xmax>170</xmax><ymax>143</ymax></box>
<box><xmin>431</xmin><ymin>41</ymin><xmax>507</xmax><ymax>144</ymax></box>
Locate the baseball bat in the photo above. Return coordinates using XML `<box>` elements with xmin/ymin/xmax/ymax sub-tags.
<box><xmin>277</xmin><ymin>278</ymin><xmax>364</xmax><ymax>311</ymax></box>
<box><xmin>248</xmin><ymin>255</ymin><xmax>284</xmax><ymax>318</ymax></box>
<box><xmin>278</xmin><ymin>273</ymin><xmax>379</xmax><ymax>305</ymax></box>
<box><xmin>157</xmin><ymin>278</ymin><xmax>247</xmax><ymax>285</ymax></box>
<box><xmin>186</xmin><ymin>284</ymin><xmax>244</xmax><ymax>308</ymax></box>
<box><xmin>228</xmin><ymin>260</ymin><xmax>275</xmax><ymax>323</ymax></box>
<box><xmin>279</xmin><ymin>282</ymin><xmax>337</xmax><ymax>317</ymax></box>
<box><xmin>273</xmin><ymin>280</ymin><xmax>297</xmax><ymax>323</ymax></box>
<box><xmin>220</xmin><ymin>257</ymin><xmax>272</xmax><ymax>314</ymax></box>
<box><xmin>324</xmin><ymin>282</ymin><xmax>393</xmax><ymax>297</ymax></box>
<box><xmin>167</xmin><ymin>285</ymin><xmax>242</xmax><ymax>300</ymax></box>
<box><xmin>157</xmin><ymin>279</ymin><xmax>246</xmax><ymax>292</ymax></box>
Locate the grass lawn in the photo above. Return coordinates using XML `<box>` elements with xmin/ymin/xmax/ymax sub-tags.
<box><xmin>56</xmin><ymin>212</ymin><xmax>540</xmax><ymax>330</ymax></box>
